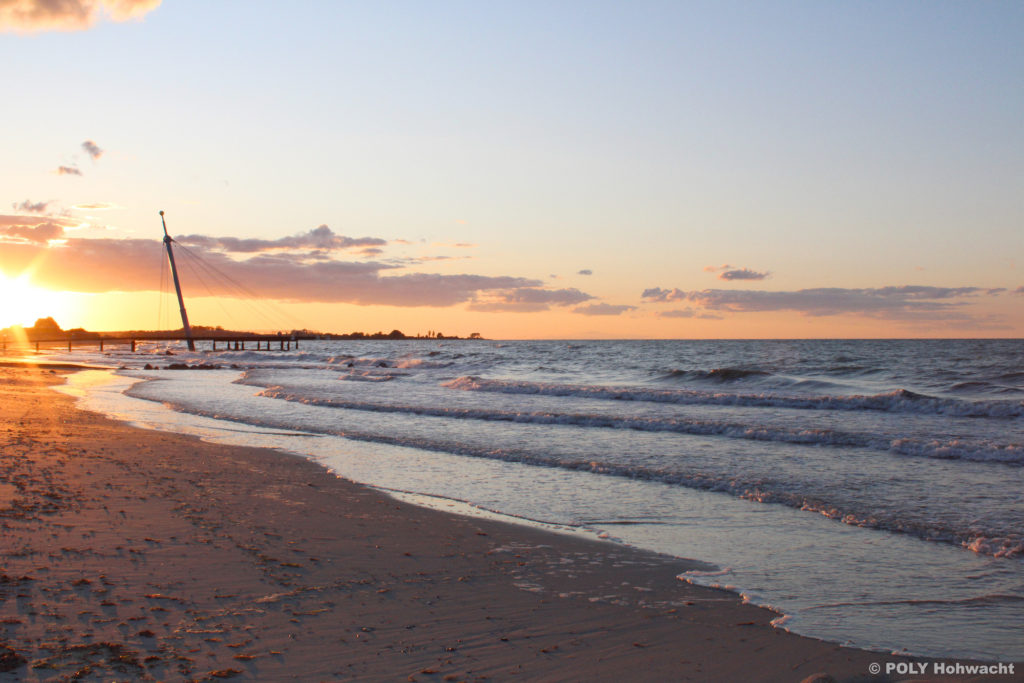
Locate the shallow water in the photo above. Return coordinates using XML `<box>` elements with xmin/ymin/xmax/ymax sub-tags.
<box><xmin>44</xmin><ymin>339</ymin><xmax>1024</xmax><ymax>659</ymax></box>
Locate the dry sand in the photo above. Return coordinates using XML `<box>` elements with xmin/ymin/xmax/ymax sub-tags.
<box><xmin>0</xmin><ymin>364</ymin><xmax>1019</xmax><ymax>682</ymax></box>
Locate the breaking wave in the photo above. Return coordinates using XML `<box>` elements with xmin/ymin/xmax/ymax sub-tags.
<box><xmin>256</xmin><ymin>386</ymin><xmax>1022</xmax><ymax>464</ymax></box>
<box><xmin>442</xmin><ymin>377</ymin><xmax>1024</xmax><ymax>419</ymax></box>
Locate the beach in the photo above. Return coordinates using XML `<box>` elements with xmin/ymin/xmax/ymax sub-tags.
<box><xmin>39</xmin><ymin>338</ymin><xmax>1023</xmax><ymax>662</ymax></box>
<box><xmin>1</xmin><ymin>362</ymin><xmax>1002</xmax><ymax>682</ymax></box>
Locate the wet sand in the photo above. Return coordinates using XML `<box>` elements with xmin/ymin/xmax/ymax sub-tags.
<box><xmin>0</xmin><ymin>365</ymin><xmax>1018</xmax><ymax>682</ymax></box>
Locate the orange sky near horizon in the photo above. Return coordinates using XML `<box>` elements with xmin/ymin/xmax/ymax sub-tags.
<box><xmin>2</xmin><ymin>279</ymin><xmax>1020</xmax><ymax>341</ymax></box>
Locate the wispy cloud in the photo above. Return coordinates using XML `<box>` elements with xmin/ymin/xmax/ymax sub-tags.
<box><xmin>1</xmin><ymin>0</ymin><xmax>161</xmax><ymax>32</ymax></box>
<box><xmin>176</xmin><ymin>225</ymin><xmax>386</xmax><ymax>253</ymax></box>
<box><xmin>12</xmin><ymin>200</ymin><xmax>50</xmax><ymax>214</ymax></box>
<box><xmin>431</xmin><ymin>241</ymin><xmax>477</xmax><ymax>248</ymax></box>
<box><xmin>705</xmin><ymin>264</ymin><xmax>770</xmax><ymax>281</ymax></box>
<box><xmin>572</xmin><ymin>302</ymin><xmax>635</xmax><ymax>316</ymax></box>
<box><xmin>656</xmin><ymin>308</ymin><xmax>695</xmax><ymax>318</ymax></box>
<box><xmin>81</xmin><ymin>139</ymin><xmax>103</xmax><ymax>160</ymax></box>
<box><xmin>655</xmin><ymin>308</ymin><xmax>723</xmax><ymax>320</ymax></box>
<box><xmin>641</xmin><ymin>287</ymin><xmax>687</xmax><ymax>302</ymax></box>
<box><xmin>644</xmin><ymin>285</ymin><xmax>1008</xmax><ymax>322</ymax></box>
<box><xmin>414</xmin><ymin>255</ymin><xmax>472</xmax><ymax>262</ymax></box>
<box><xmin>718</xmin><ymin>267</ymin><xmax>770</xmax><ymax>281</ymax></box>
<box><xmin>56</xmin><ymin>165</ymin><xmax>82</xmax><ymax>176</ymax></box>
<box><xmin>577</xmin><ymin>269</ymin><xmax>593</xmax><ymax>276</ymax></box>
<box><xmin>469</xmin><ymin>287</ymin><xmax>594</xmax><ymax>312</ymax></box>
<box><xmin>72</xmin><ymin>202</ymin><xmax>121</xmax><ymax>211</ymax></box>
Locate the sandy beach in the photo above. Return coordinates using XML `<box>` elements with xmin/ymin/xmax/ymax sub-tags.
<box><xmin>0</xmin><ymin>364</ymin><xmax>1018</xmax><ymax>682</ymax></box>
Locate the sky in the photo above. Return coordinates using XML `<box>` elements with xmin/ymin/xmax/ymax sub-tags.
<box><xmin>1</xmin><ymin>0</ymin><xmax>1022</xmax><ymax>339</ymax></box>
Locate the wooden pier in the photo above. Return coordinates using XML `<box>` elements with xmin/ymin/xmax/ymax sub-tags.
<box><xmin>2</xmin><ymin>334</ymin><xmax>302</xmax><ymax>354</ymax></box>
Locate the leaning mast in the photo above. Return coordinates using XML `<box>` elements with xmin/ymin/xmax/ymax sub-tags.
<box><xmin>160</xmin><ymin>210</ymin><xmax>196</xmax><ymax>351</ymax></box>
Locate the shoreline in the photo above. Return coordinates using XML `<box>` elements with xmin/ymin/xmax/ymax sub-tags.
<box><xmin>1</xmin><ymin>364</ymin><xmax>1018</xmax><ymax>681</ymax></box>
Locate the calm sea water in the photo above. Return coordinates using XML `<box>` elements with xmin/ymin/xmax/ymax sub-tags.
<box><xmin>41</xmin><ymin>339</ymin><xmax>1024</xmax><ymax>660</ymax></box>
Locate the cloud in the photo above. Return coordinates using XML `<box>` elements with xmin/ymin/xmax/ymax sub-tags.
<box><xmin>1014</xmin><ymin>286</ymin><xmax>1024</xmax><ymax>295</ymax></box>
<box><xmin>56</xmin><ymin>165</ymin><xmax>82</xmax><ymax>176</ymax></box>
<box><xmin>718</xmin><ymin>267</ymin><xmax>770</xmax><ymax>281</ymax></box>
<box><xmin>641</xmin><ymin>287</ymin><xmax>687</xmax><ymax>302</ymax></box>
<box><xmin>431</xmin><ymin>241</ymin><xmax>477</xmax><ymax>248</ymax></box>
<box><xmin>1</xmin><ymin>222</ymin><xmax>65</xmax><ymax>243</ymax></box>
<box><xmin>413</xmin><ymin>254</ymin><xmax>472</xmax><ymax>263</ymax></box>
<box><xmin>0</xmin><ymin>235</ymin><xmax>558</xmax><ymax>308</ymax></box>
<box><xmin>649</xmin><ymin>286</ymin><xmax>1004</xmax><ymax>322</ymax></box>
<box><xmin>13</xmin><ymin>200</ymin><xmax>50</xmax><ymax>213</ymax></box>
<box><xmin>175</xmin><ymin>225</ymin><xmax>386</xmax><ymax>253</ymax></box>
<box><xmin>705</xmin><ymin>264</ymin><xmax>770</xmax><ymax>281</ymax></box>
<box><xmin>0</xmin><ymin>214</ymin><xmax>80</xmax><ymax>244</ymax></box>
<box><xmin>72</xmin><ymin>202</ymin><xmax>121</xmax><ymax>211</ymax></box>
<box><xmin>469</xmin><ymin>287</ymin><xmax>594</xmax><ymax>312</ymax></box>
<box><xmin>81</xmin><ymin>139</ymin><xmax>103</xmax><ymax>160</ymax></box>
<box><xmin>655</xmin><ymin>308</ymin><xmax>723</xmax><ymax>320</ymax></box>
<box><xmin>657</xmin><ymin>308</ymin><xmax>695</xmax><ymax>318</ymax></box>
<box><xmin>572</xmin><ymin>303</ymin><xmax>636</xmax><ymax>316</ymax></box>
<box><xmin>577</xmin><ymin>269</ymin><xmax>593</xmax><ymax>276</ymax></box>
<box><xmin>0</xmin><ymin>0</ymin><xmax>161</xmax><ymax>32</ymax></box>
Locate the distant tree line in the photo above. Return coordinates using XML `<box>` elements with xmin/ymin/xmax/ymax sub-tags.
<box><xmin>1</xmin><ymin>318</ymin><xmax>485</xmax><ymax>342</ymax></box>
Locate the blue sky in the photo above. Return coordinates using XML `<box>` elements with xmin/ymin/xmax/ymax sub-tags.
<box><xmin>2</xmin><ymin>1</ymin><xmax>1022</xmax><ymax>337</ymax></box>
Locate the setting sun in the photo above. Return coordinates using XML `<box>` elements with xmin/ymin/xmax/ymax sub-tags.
<box><xmin>0</xmin><ymin>270</ymin><xmax>71</xmax><ymax>330</ymax></box>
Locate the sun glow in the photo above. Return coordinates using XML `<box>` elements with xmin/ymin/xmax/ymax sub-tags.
<box><xmin>0</xmin><ymin>271</ymin><xmax>72</xmax><ymax>331</ymax></box>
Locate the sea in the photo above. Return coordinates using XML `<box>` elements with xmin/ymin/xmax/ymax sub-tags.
<box><xmin>32</xmin><ymin>338</ymin><xmax>1024</xmax><ymax>661</ymax></box>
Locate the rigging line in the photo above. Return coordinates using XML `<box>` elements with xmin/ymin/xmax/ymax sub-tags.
<box><xmin>171</xmin><ymin>241</ymin><xmax>304</xmax><ymax>329</ymax></box>
<box><xmin>158</xmin><ymin>242</ymin><xmax>170</xmax><ymax>331</ymax></box>
<box><xmin>175</xmin><ymin>249</ymin><xmax>280</xmax><ymax>330</ymax></box>
<box><xmin>174</xmin><ymin>249</ymin><xmax>228</xmax><ymax>313</ymax></box>
<box><xmin>172</xmin><ymin>241</ymin><xmax>302</xmax><ymax>325</ymax></box>
<box><xmin>174</xmin><ymin>245</ymin><xmax>286</xmax><ymax>332</ymax></box>
<box><xmin>176</xmin><ymin>251</ymin><xmax>247</xmax><ymax>329</ymax></box>
<box><xmin>172</xmin><ymin>241</ymin><xmax>271</xmax><ymax>300</ymax></box>
<box><xmin>164</xmin><ymin>255</ymin><xmax>172</xmax><ymax>330</ymax></box>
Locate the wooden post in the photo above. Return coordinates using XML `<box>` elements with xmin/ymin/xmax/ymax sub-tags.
<box><xmin>212</xmin><ymin>340</ymin><xmax>217</xmax><ymax>351</ymax></box>
<box><xmin>36</xmin><ymin>341</ymin><xmax>40</xmax><ymax>352</ymax></box>
<box><xmin>99</xmin><ymin>339</ymin><xmax>104</xmax><ymax>351</ymax></box>
<box><xmin>131</xmin><ymin>340</ymin><xmax>136</xmax><ymax>352</ymax></box>
<box><xmin>68</xmin><ymin>338</ymin><xmax>72</xmax><ymax>352</ymax></box>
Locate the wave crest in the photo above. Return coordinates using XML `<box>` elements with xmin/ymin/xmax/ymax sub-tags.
<box><xmin>442</xmin><ymin>377</ymin><xmax>1024</xmax><ymax>419</ymax></box>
